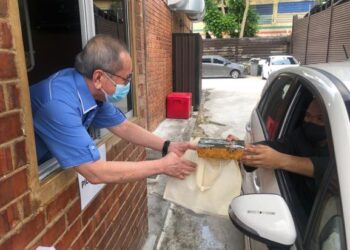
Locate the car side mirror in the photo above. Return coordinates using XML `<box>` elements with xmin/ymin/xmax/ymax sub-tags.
<box><xmin>229</xmin><ymin>194</ymin><xmax>296</xmax><ymax>250</ymax></box>
<box><xmin>224</xmin><ymin>62</ymin><xmax>230</xmax><ymax>66</ymax></box>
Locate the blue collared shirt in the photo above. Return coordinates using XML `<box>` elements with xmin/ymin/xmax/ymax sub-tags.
<box><xmin>30</xmin><ymin>68</ymin><xmax>126</xmax><ymax>168</ymax></box>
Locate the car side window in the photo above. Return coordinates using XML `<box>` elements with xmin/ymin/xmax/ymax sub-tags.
<box><xmin>306</xmin><ymin>168</ymin><xmax>346</xmax><ymax>250</ymax></box>
<box><xmin>202</xmin><ymin>58</ymin><xmax>211</xmax><ymax>63</ymax></box>
<box><xmin>257</xmin><ymin>75</ymin><xmax>298</xmax><ymax>139</ymax></box>
<box><xmin>213</xmin><ymin>58</ymin><xmax>224</xmax><ymax>64</ymax></box>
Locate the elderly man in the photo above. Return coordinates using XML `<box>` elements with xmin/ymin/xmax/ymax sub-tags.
<box><xmin>30</xmin><ymin>34</ymin><xmax>196</xmax><ymax>183</ymax></box>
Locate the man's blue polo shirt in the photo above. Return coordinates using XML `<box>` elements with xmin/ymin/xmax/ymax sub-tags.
<box><xmin>30</xmin><ymin>68</ymin><xmax>126</xmax><ymax>168</ymax></box>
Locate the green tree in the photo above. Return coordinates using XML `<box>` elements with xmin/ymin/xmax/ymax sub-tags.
<box><xmin>203</xmin><ymin>0</ymin><xmax>258</xmax><ymax>38</ymax></box>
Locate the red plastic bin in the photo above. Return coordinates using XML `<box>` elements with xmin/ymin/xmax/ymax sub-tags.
<box><xmin>166</xmin><ymin>92</ymin><xmax>192</xmax><ymax>119</ymax></box>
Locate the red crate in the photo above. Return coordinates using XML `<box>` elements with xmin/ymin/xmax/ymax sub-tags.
<box><xmin>166</xmin><ymin>92</ymin><xmax>192</xmax><ymax>119</ymax></box>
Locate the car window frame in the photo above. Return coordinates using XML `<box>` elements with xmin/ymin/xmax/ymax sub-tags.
<box><xmin>272</xmin><ymin>75</ymin><xmax>342</xmax><ymax>249</ymax></box>
<box><xmin>257</xmin><ymin>73</ymin><xmax>299</xmax><ymax>140</ymax></box>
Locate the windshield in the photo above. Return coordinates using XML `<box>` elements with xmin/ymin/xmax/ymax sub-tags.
<box><xmin>271</xmin><ymin>57</ymin><xmax>297</xmax><ymax>65</ymax></box>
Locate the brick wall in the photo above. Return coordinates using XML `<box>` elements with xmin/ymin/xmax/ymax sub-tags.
<box><xmin>144</xmin><ymin>0</ymin><xmax>192</xmax><ymax>131</ymax></box>
<box><xmin>0</xmin><ymin>1</ymin><xmax>149</xmax><ymax>249</ymax></box>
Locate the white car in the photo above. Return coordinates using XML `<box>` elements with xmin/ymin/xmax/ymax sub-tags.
<box><xmin>261</xmin><ymin>55</ymin><xmax>299</xmax><ymax>80</ymax></box>
<box><xmin>229</xmin><ymin>60</ymin><xmax>350</xmax><ymax>250</ymax></box>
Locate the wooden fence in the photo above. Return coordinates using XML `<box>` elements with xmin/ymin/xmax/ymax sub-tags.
<box><xmin>291</xmin><ymin>1</ymin><xmax>350</xmax><ymax>64</ymax></box>
<box><xmin>203</xmin><ymin>37</ymin><xmax>291</xmax><ymax>63</ymax></box>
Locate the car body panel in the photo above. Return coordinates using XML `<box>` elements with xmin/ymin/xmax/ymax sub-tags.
<box><xmin>240</xmin><ymin>60</ymin><xmax>350</xmax><ymax>249</ymax></box>
<box><xmin>202</xmin><ymin>55</ymin><xmax>244</xmax><ymax>78</ymax></box>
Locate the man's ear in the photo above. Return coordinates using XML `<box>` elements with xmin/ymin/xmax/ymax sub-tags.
<box><xmin>92</xmin><ymin>70</ymin><xmax>104</xmax><ymax>89</ymax></box>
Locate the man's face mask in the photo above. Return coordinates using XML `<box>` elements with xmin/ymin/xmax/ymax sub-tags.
<box><xmin>302</xmin><ymin>122</ymin><xmax>327</xmax><ymax>144</ymax></box>
<box><xmin>103</xmin><ymin>73</ymin><xmax>131</xmax><ymax>102</ymax></box>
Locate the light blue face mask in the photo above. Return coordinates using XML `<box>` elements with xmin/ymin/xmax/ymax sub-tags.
<box><xmin>107</xmin><ymin>81</ymin><xmax>130</xmax><ymax>102</ymax></box>
<box><xmin>103</xmin><ymin>72</ymin><xmax>131</xmax><ymax>102</ymax></box>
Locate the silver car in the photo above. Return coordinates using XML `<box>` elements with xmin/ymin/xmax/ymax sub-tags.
<box><xmin>202</xmin><ymin>55</ymin><xmax>244</xmax><ymax>79</ymax></box>
<box><xmin>229</xmin><ymin>60</ymin><xmax>350</xmax><ymax>250</ymax></box>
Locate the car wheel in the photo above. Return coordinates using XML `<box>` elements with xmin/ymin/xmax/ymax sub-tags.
<box><xmin>230</xmin><ymin>70</ymin><xmax>240</xmax><ymax>79</ymax></box>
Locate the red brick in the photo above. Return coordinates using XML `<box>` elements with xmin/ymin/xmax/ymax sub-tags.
<box><xmin>0</xmin><ymin>85</ymin><xmax>5</xmax><ymax>113</ymax></box>
<box><xmin>46</xmin><ymin>185</ymin><xmax>76</xmax><ymax>223</ymax></box>
<box><xmin>0</xmin><ymin>112</ymin><xmax>23</xmax><ymax>144</ymax></box>
<box><xmin>20</xmin><ymin>193</ymin><xmax>32</xmax><ymax>218</ymax></box>
<box><xmin>7</xmin><ymin>83</ymin><xmax>21</xmax><ymax>110</ymax></box>
<box><xmin>0</xmin><ymin>22</ymin><xmax>12</xmax><ymax>49</ymax></box>
<box><xmin>14</xmin><ymin>139</ymin><xmax>27</xmax><ymax>169</ymax></box>
<box><xmin>66</xmin><ymin>198</ymin><xmax>80</xmax><ymax>225</ymax></box>
<box><xmin>0</xmin><ymin>211</ymin><xmax>45</xmax><ymax>250</ymax></box>
<box><xmin>0</xmin><ymin>169</ymin><xmax>28</xmax><ymax>207</ymax></box>
<box><xmin>0</xmin><ymin>201</ymin><xmax>20</xmax><ymax>236</ymax></box>
<box><xmin>0</xmin><ymin>52</ymin><xmax>17</xmax><ymax>79</ymax></box>
<box><xmin>0</xmin><ymin>0</ymin><xmax>7</xmax><ymax>17</ymax></box>
<box><xmin>55</xmin><ymin>219</ymin><xmax>82</xmax><ymax>250</ymax></box>
<box><xmin>0</xmin><ymin>145</ymin><xmax>12</xmax><ymax>176</ymax></box>
<box><xmin>40</xmin><ymin>215</ymin><xmax>66</xmax><ymax>246</ymax></box>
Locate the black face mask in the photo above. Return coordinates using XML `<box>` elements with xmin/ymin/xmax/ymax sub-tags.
<box><xmin>302</xmin><ymin>122</ymin><xmax>327</xmax><ymax>144</ymax></box>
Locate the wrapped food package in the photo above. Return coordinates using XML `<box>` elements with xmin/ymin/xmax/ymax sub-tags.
<box><xmin>197</xmin><ymin>138</ymin><xmax>245</xmax><ymax>160</ymax></box>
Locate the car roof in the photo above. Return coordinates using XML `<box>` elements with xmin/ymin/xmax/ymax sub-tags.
<box><xmin>306</xmin><ymin>60</ymin><xmax>350</xmax><ymax>91</ymax></box>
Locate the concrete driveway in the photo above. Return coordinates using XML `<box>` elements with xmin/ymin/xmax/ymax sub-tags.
<box><xmin>143</xmin><ymin>76</ymin><xmax>265</xmax><ymax>250</ymax></box>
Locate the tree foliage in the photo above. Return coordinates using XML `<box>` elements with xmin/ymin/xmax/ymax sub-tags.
<box><xmin>203</xmin><ymin>0</ymin><xmax>258</xmax><ymax>38</ymax></box>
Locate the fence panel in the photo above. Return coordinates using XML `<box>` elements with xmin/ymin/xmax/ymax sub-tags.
<box><xmin>203</xmin><ymin>37</ymin><xmax>290</xmax><ymax>63</ymax></box>
<box><xmin>292</xmin><ymin>1</ymin><xmax>350</xmax><ymax>64</ymax></box>
<box><xmin>306</xmin><ymin>9</ymin><xmax>331</xmax><ymax>64</ymax></box>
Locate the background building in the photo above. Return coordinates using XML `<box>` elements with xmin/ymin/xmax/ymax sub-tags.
<box><xmin>193</xmin><ymin>0</ymin><xmax>316</xmax><ymax>37</ymax></box>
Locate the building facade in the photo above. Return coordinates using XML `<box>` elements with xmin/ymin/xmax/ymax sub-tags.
<box><xmin>0</xmin><ymin>0</ymin><xmax>192</xmax><ymax>249</ymax></box>
<box><xmin>193</xmin><ymin>0</ymin><xmax>317</xmax><ymax>38</ymax></box>
<box><xmin>250</xmin><ymin>0</ymin><xmax>316</xmax><ymax>37</ymax></box>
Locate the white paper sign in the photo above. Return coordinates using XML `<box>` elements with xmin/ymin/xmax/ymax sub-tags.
<box><xmin>78</xmin><ymin>144</ymin><xmax>106</xmax><ymax>210</ymax></box>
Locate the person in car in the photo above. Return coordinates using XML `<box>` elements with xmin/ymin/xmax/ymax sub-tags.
<box><xmin>227</xmin><ymin>99</ymin><xmax>328</xmax><ymax>179</ymax></box>
<box><xmin>226</xmin><ymin>99</ymin><xmax>328</xmax><ymax>179</ymax></box>
<box><xmin>227</xmin><ymin>99</ymin><xmax>329</xmax><ymax>212</ymax></box>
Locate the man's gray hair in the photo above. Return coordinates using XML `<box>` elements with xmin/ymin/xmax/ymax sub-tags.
<box><xmin>75</xmin><ymin>34</ymin><xmax>127</xmax><ymax>79</ymax></box>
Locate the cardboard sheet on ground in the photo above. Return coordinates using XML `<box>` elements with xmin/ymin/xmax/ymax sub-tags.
<box><xmin>163</xmin><ymin>147</ymin><xmax>242</xmax><ymax>217</ymax></box>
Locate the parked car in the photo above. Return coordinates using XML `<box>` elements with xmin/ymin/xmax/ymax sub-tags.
<box><xmin>261</xmin><ymin>55</ymin><xmax>299</xmax><ymax>79</ymax></box>
<box><xmin>202</xmin><ymin>55</ymin><xmax>244</xmax><ymax>79</ymax></box>
<box><xmin>229</xmin><ymin>60</ymin><xmax>350</xmax><ymax>250</ymax></box>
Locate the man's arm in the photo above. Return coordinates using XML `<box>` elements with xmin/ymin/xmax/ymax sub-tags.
<box><xmin>75</xmin><ymin>152</ymin><xmax>197</xmax><ymax>184</ymax></box>
<box><xmin>242</xmin><ymin>144</ymin><xmax>314</xmax><ymax>177</ymax></box>
<box><xmin>108</xmin><ymin>120</ymin><xmax>196</xmax><ymax>156</ymax></box>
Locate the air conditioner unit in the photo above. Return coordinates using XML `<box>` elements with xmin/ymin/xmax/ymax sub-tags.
<box><xmin>168</xmin><ymin>0</ymin><xmax>205</xmax><ymax>14</ymax></box>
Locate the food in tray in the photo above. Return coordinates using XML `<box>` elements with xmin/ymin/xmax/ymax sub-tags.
<box><xmin>197</xmin><ymin>138</ymin><xmax>245</xmax><ymax>160</ymax></box>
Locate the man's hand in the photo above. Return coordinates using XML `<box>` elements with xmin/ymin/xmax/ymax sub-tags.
<box><xmin>162</xmin><ymin>152</ymin><xmax>197</xmax><ymax>179</ymax></box>
<box><xmin>241</xmin><ymin>144</ymin><xmax>284</xmax><ymax>169</ymax></box>
<box><xmin>226</xmin><ymin>134</ymin><xmax>240</xmax><ymax>142</ymax></box>
<box><xmin>168</xmin><ymin>142</ymin><xmax>197</xmax><ymax>157</ymax></box>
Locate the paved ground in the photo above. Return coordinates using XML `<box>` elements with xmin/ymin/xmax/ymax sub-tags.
<box><xmin>143</xmin><ymin>76</ymin><xmax>265</xmax><ymax>250</ymax></box>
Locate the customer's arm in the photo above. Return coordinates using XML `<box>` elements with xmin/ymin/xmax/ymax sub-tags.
<box><xmin>75</xmin><ymin>152</ymin><xmax>197</xmax><ymax>184</ymax></box>
<box><xmin>242</xmin><ymin>144</ymin><xmax>314</xmax><ymax>177</ymax></box>
<box><xmin>108</xmin><ymin>120</ymin><xmax>197</xmax><ymax>156</ymax></box>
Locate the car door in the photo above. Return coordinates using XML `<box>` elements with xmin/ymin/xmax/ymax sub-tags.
<box><xmin>242</xmin><ymin>73</ymin><xmax>300</xmax><ymax>195</ymax></box>
<box><xmin>211</xmin><ymin>57</ymin><xmax>227</xmax><ymax>77</ymax></box>
<box><xmin>202</xmin><ymin>57</ymin><xmax>211</xmax><ymax>77</ymax></box>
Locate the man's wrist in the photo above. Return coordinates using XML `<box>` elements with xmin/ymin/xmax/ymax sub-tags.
<box><xmin>162</xmin><ymin>140</ymin><xmax>171</xmax><ymax>157</ymax></box>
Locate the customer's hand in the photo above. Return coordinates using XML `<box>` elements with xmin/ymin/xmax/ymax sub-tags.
<box><xmin>241</xmin><ymin>144</ymin><xmax>284</xmax><ymax>169</ymax></box>
<box><xmin>162</xmin><ymin>152</ymin><xmax>197</xmax><ymax>179</ymax></box>
<box><xmin>226</xmin><ymin>134</ymin><xmax>240</xmax><ymax>142</ymax></box>
<box><xmin>168</xmin><ymin>141</ymin><xmax>197</xmax><ymax>157</ymax></box>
